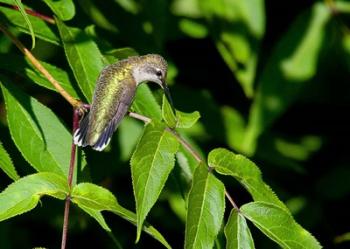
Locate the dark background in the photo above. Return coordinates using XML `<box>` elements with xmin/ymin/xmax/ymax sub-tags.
<box><xmin>1</xmin><ymin>0</ymin><xmax>350</xmax><ymax>248</ymax></box>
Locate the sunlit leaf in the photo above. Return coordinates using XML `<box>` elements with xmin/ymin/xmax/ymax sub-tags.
<box><xmin>208</xmin><ymin>148</ymin><xmax>287</xmax><ymax>210</ymax></box>
<box><xmin>131</xmin><ymin>84</ymin><xmax>162</xmax><ymax>120</ymax></box>
<box><xmin>0</xmin><ymin>5</ymin><xmax>59</xmax><ymax>45</ymax></box>
<box><xmin>71</xmin><ymin>183</ymin><xmax>172</xmax><ymax>249</ymax></box>
<box><xmin>131</xmin><ymin>121</ymin><xmax>179</xmax><ymax>241</ymax></box>
<box><xmin>243</xmin><ymin>3</ymin><xmax>332</xmax><ymax>155</ymax></box>
<box><xmin>162</xmin><ymin>94</ymin><xmax>177</xmax><ymax>128</ymax></box>
<box><xmin>225</xmin><ymin>209</ymin><xmax>255</xmax><ymax>249</ymax></box>
<box><xmin>0</xmin><ymin>140</ymin><xmax>19</xmax><ymax>181</ymax></box>
<box><xmin>56</xmin><ymin>18</ymin><xmax>104</xmax><ymax>101</ymax></box>
<box><xmin>185</xmin><ymin>165</ymin><xmax>225</xmax><ymax>249</ymax></box>
<box><xmin>0</xmin><ymin>77</ymin><xmax>73</xmax><ymax>177</ymax></box>
<box><xmin>13</xmin><ymin>0</ymin><xmax>35</xmax><ymax>49</ymax></box>
<box><xmin>162</xmin><ymin>94</ymin><xmax>200</xmax><ymax>129</ymax></box>
<box><xmin>0</xmin><ymin>172</ymin><xmax>68</xmax><ymax>221</ymax></box>
<box><xmin>43</xmin><ymin>0</ymin><xmax>75</xmax><ymax>21</ymax></box>
<box><xmin>241</xmin><ymin>202</ymin><xmax>321</xmax><ymax>249</ymax></box>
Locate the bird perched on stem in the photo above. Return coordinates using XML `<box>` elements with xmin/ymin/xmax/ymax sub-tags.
<box><xmin>74</xmin><ymin>54</ymin><xmax>174</xmax><ymax>151</ymax></box>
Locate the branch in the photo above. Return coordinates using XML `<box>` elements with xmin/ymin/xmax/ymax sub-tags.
<box><xmin>0</xmin><ymin>22</ymin><xmax>81</xmax><ymax>108</ymax></box>
<box><xmin>129</xmin><ymin>112</ymin><xmax>240</xmax><ymax>210</ymax></box>
<box><xmin>61</xmin><ymin>108</ymin><xmax>81</xmax><ymax>249</ymax></box>
<box><xmin>0</xmin><ymin>20</ymin><xmax>239</xmax><ymax>211</ymax></box>
<box><xmin>0</xmin><ymin>2</ymin><xmax>55</xmax><ymax>24</ymax></box>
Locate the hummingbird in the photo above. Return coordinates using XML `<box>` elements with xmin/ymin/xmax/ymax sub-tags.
<box><xmin>73</xmin><ymin>54</ymin><xmax>174</xmax><ymax>151</ymax></box>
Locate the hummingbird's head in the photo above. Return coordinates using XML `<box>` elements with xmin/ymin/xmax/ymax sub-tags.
<box><xmin>132</xmin><ymin>54</ymin><xmax>168</xmax><ymax>87</ymax></box>
<box><xmin>132</xmin><ymin>54</ymin><xmax>175</xmax><ymax>113</ymax></box>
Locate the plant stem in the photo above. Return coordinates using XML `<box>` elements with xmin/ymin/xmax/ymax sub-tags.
<box><xmin>132</xmin><ymin>113</ymin><xmax>240</xmax><ymax>210</ymax></box>
<box><xmin>61</xmin><ymin>109</ymin><xmax>80</xmax><ymax>249</ymax></box>
<box><xmin>1</xmin><ymin>19</ymin><xmax>239</xmax><ymax>211</ymax></box>
<box><xmin>0</xmin><ymin>2</ymin><xmax>55</xmax><ymax>24</ymax></box>
<box><xmin>0</xmin><ymin>22</ymin><xmax>80</xmax><ymax>108</ymax></box>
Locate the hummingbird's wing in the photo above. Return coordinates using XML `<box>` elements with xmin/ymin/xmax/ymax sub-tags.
<box><xmin>74</xmin><ymin>63</ymin><xmax>136</xmax><ymax>151</ymax></box>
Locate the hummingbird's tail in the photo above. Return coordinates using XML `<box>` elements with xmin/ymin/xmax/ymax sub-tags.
<box><xmin>73</xmin><ymin>113</ymin><xmax>118</xmax><ymax>151</ymax></box>
<box><xmin>73</xmin><ymin>113</ymin><xmax>90</xmax><ymax>147</ymax></box>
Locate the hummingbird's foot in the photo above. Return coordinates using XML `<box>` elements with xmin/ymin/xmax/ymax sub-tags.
<box><xmin>75</xmin><ymin>101</ymin><xmax>91</xmax><ymax>117</ymax></box>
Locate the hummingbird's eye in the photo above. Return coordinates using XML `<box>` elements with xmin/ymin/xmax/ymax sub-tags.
<box><xmin>156</xmin><ymin>70</ymin><xmax>163</xmax><ymax>78</ymax></box>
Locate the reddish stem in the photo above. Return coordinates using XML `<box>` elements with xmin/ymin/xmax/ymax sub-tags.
<box><xmin>60</xmin><ymin>108</ymin><xmax>81</xmax><ymax>249</ymax></box>
<box><xmin>0</xmin><ymin>2</ymin><xmax>55</xmax><ymax>24</ymax></box>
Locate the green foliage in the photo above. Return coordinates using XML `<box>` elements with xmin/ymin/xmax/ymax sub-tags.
<box><xmin>42</xmin><ymin>0</ymin><xmax>75</xmax><ymax>21</ymax></box>
<box><xmin>0</xmin><ymin>53</ymin><xmax>79</xmax><ymax>98</ymax></box>
<box><xmin>131</xmin><ymin>121</ymin><xmax>179</xmax><ymax>241</ymax></box>
<box><xmin>241</xmin><ymin>202</ymin><xmax>321</xmax><ymax>249</ymax></box>
<box><xmin>56</xmin><ymin>18</ymin><xmax>104</xmax><ymax>101</ymax></box>
<box><xmin>0</xmin><ymin>77</ymin><xmax>73</xmax><ymax>178</ymax></box>
<box><xmin>184</xmin><ymin>165</ymin><xmax>225</xmax><ymax>249</ymax></box>
<box><xmin>1</xmin><ymin>0</ymin><xmax>348</xmax><ymax>248</ymax></box>
<box><xmin>0</xmin><ymin>2</ymin><xmax>59</xmax><ymax>44</ymax></box>
<box><xmin>242</xmin><ymin>3</ymin><xmax>332</xmax><ymax>154</ymax></box>
<box><xmin>209</xmin><ymin>148</ymin><xmax>286</xmax><ymax>210</ymax></box>
<box><xmin>199</xmin><ymin>0</ymin><xmax>265</xmax><ymax>97</ymax></box>
<box><xmin>71</xmin><ymin>183</ymin><xmax>171</xmax><ymax>248</ymax></box>
<box><xmin>0</xmin><ymin>172</ymin><xmax>68</xmax><ymax>221</ymax></box>
<box><xmin>13</xmin><ymin>0</ymin><xmax>35</xmax><ymax>49</ymax></box>
<box><xmin>162</xmin><ymin>94</ymin><xmax>201</xmax><ymax>129</ymax></box>
<box><xmin>225</xmin><ymin>209</ymin><xmax>255</xmax><ymax>249</ymax></box>
<box><xmin>0</xmin><ymin>140</ymin><xmax>19</xmax><ymax>181</ymax></box>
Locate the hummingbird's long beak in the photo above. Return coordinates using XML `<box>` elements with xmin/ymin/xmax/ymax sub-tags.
<box><xmin>163</xmin><ymin>83</ymin><xmax>176</xmax><ymax>115</ymax></box>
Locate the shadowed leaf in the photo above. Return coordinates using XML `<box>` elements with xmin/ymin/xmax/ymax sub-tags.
<box><xmin>72</xmin><ymin>183</ymin><xmax>172</xmax><ymax>249</ymax></box>
<box><xmin>0</xmin><ymin>140</ymin><xmax>19</xmax><ymax>181</ymax></box>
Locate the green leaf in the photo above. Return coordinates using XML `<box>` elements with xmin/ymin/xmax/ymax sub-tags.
<box><xmin>162</xmin><ymin>94</ymin><xmax>177</xmax><ymax>128</ymax></box>
<box><xmin>13</xmin><ymin>0</ymin><xmax>35</xmax><ymax>49</ymax></box>
<box><xmin>56</xmin><ymin>18</ymin><xmax>104</xmax><ymax>101</ymax></box>
<box><xmin>199</xmin><ymin>0</ymin><xmax>265</xmax><ymax>97</ymax></box>
<box><xmin>162</xmin><ymin>94</ymin><xmax>200</xmax><ymax>129</ymax></box>
<box><xmin>0</xmin><ymin>172</ymin><xmax>68</xmax><ymax>222</ymax></box>
<box><xmin>184</xmin><ymin>165</ymin><xmax>225</xmax><ymax>249</ymax></box>
<box><xmin>76</xmin><ymin>0</ymin><xmax>118</xmax><ymax>32</ymax></box>
<box><xmin>178</xmin><ymin>19</ymin><xmax>208</xmax><ymax>39</ymax></box>
<box><xmin>225</xmin><ymin>209</ymin><xmax>255</xmax><ymax>249</ymax></box>
<box><xmin>71</xmin><ymin>183</ymin><xmax>172</xmax><ymax>249</ymax></box>
<box><xmin>221</xmin><ymin>106</ymin><xmax>246</xmax><ymax>152</ymax></box>
<box><xmin>131</xmin><ymin>84</ymin><xmax>162</xmax><ymax>120</ymax></box>
<box><xmin>176</xmin><ymin>110</ymin><xmax>201</xmax><ymax>129</ymax></box>
<box><xmin>0</xmin><ymin>53</ymin><xmax>79</xmax><ymax>98</ymax></box>
<box><xmin>131</xmin><ymin>121</ymin><xmax>179</xmax><ymax>241</ymax></box>
<box><xmin>241</xmin><ymin>202</ymin><xmax>321</xmax><ymax>249</ymax></box>
<box><xmin>42</xmin><ymin>0</ymin><xmax>75</xmax><ymax>21</ymax></box>
<box><xmin>208</xmin><ymin>148</ymin><xmax>286</xmax><ymax>210</ymax></box>
<box><xmin>118</xmin><ymin>117</ymin><xmax>144</xmax><ymax>161</ymax></box>
<box><xmin>0</xmin><ymin>77</ymin><xmax>73</xmax><ymax>177</ymax></box>
<box><xmin>0</xmin><ymin>5</ymin><xmax>59</xmax><ymax>45</ymax></box>
<box><xmin>243</xmin><ymin>3</ymin><xmax>332</xmax><ymax>155</ymax></box>
<box><xmin>0</xmin><ymin>140</ymin><xmax>19</xmax><ymax>181</ymax></box>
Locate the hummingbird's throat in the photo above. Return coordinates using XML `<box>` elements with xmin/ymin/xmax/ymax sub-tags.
<box><xmin>132</xmin><ymin>65</ymin><xmax>163</xmax><ymax>86</ymax></box>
